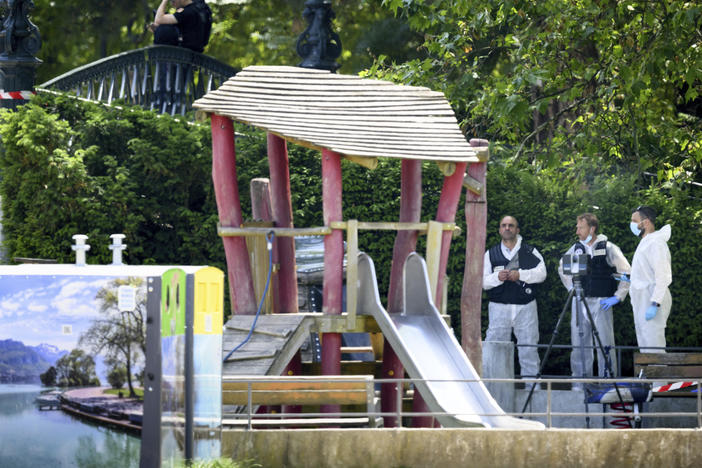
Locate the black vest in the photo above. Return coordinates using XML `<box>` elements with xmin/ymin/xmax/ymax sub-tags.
<box><xmin>571</xmin><ymin>240</ymin><xmax>617</xmax><ymax>298</ymax></box>
<box><xmin>487</xmin><ymin>243</ymin><xmax>540</xmax><ymax>305</ymax></box>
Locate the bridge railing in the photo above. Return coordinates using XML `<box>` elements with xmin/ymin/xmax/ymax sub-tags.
<box><xmin>38</xmin><ymin>45</ymin><xmax>238</xmax><ymax>116</ymax></box>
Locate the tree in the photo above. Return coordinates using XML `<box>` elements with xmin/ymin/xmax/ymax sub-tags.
<box><xmin>31</xmin><ymin>0</ymin><xmax>154</xmax><ymax>82</ymax></box>
<box><xmin>106</xmin><ymin>364</ymin><xmax>127</xmax><ymax>390</ymax></box>
<box><xmin>39</xmin><ymin>366</ymin><xmax>57</xmax><ymax>387</ymax></box>
<box><xmin>79</xmin><ymin>277</ymin><xmax>147</xmax><ymax>398</ymax></box>
<box><xmin>376</xmin><ymin>0</ymin><xmax>702</xmax><ymax>185</ymax></box>
<box><xmin>29</xmin><ymin>0</ymin><xmax>422</xmax><ymax>84</ymax></box>
<box><xmin>55</xmin><ymin>349</ymin><xmax>99</xmax><ymax>387</ymax></box>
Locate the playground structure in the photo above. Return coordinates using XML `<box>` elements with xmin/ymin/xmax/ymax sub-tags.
<box><xmin>190</xmin><ymin>64</ymin><xmax>541</xmax><ymax>431</ymax></box>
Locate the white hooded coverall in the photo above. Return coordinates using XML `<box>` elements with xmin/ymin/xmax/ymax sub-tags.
<box><xmin>483</xmin><ymin>235</ymin><xmax>547</xmax><ymax>378</ymax></box>
<box><xmin>630</xmin><ymin>224</ymin><xmax>672</xmax><ymax>352</ymax></box>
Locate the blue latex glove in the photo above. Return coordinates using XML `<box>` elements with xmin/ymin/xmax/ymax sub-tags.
<box><xmin>615</xmin><ymin>273</ymin><xmax>630</xmax><ymax>282</ymax></box>
<box><xmin>600</xmin><ymin>296</ymin><xmax>620</xmax><ymax>311</ymax></box>
<box><xmin>645</xmin><ymin>305</ymin><xmax>658</xmax><ymax>321</ymax></box>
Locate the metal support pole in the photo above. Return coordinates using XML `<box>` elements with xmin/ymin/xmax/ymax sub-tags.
<box><xmin>0</xmin><ymin>0</ymin><xmax>42</xmax><ymax>110</ymax></box>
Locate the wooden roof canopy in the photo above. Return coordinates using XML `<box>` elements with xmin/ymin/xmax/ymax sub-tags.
<box><xmin>193</xmin><ymin>66</ymin><xmax>487</xmax><ymax>166</ymax></box>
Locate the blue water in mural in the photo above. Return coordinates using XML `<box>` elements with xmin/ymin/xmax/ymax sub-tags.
<box><xmin>0</xmin><ymin>384</ymin><xmax>140</xmax><ymax>468</ymax></box>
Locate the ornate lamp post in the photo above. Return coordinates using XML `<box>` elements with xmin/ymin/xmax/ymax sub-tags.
<box><xmin>296</xmin><ymin>0</ymin><xmax>341</xmax><ymax>72</ymax></box>
<box><xmin>0</xmin><ymin>0</ymin><xmax>42</xmax><ymax>109</ymax></box>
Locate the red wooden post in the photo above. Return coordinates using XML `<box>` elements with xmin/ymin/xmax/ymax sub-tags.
<box><xmin>383</xmin><ymin>159</ymin><xmax>422</xmax><ymax>427</ymax></box>
<box><xmin>210</xmin><ymin>114</ymin><xmax>257</xmax><ymax>315</ymax></box>
<box><xmin>387</xmin><ymin>159</ymin><xmax>422</xmax><ymax>312</ymax></box>
<box><xmin>433</xmin><ymin>161</ymin><xmax>468</xmax><ymax>308</ymax></box>
<box><xmin>321</xmin><ymin>148</ymin><xmax>343</xmax><ymax>413</ymax></box>
<box><xmin>267</xmin><ymin>133</ymin><xmax>299</xmax><ymax>314</ymax></box>
<box><xmin>461</xmin><ymin>139</ymin><xmax>488</xmax><ymax>373</ymax></box>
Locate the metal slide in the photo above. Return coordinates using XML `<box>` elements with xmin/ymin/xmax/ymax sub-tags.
<box><xmin>357</xmin><ymin>252</ymin><xmax>544</xmax><ymax>429</ymax></box>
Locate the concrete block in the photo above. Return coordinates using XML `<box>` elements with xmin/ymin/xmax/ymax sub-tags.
<box><xmin>482</xmin><ymin>340</ymin><xmax>515</xmax><ymax>413</ymax></box>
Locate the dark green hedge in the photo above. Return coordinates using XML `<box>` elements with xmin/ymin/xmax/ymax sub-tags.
<box><xmin>1</xmin><ymin>94</ymin><xmax>699</xmax><ymax>375</ymax></box>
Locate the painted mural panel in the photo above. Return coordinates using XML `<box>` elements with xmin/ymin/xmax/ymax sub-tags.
<box><xmin>0</xmin><ymin>274</ymin><xmax>147</xmax><ymax>388</ymax></box>
<box><xmin>160</xmin><ymin>268</ymin><xmax>187</xmax><ymax>467</ymax></box>
<box><xmin>192</xmin><ymin>267</ymin><xmax>223</xmax><ymax>459</ymax></box>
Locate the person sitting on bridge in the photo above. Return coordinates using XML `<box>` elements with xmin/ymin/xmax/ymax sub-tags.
<box><xmin>152</xmin><ymin>0</ymin><xmax>211</xmax><ymax>53</ymax></box>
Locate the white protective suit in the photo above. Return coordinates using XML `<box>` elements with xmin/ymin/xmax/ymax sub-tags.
<box><xmin>483</xmin><ymin>235</ymin><xmax>547</xmax><ymax>378</ymax></box>
<box><xmin>558</xmin><ymin>234</ymin><xmax>631</xmax><ymax>378</ymax></box>
<box><xmin>630</xmin><ymin>224</ymin><xmax>672</xmax><ymax>352</ymax></box>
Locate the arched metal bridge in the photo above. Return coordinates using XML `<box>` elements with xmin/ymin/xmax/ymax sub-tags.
<box><xmin>39</xmin><ymin>45</ymin><xmax>238</xmax><ymax>116</ymax></box>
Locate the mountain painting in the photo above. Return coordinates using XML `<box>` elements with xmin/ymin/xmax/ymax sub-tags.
<box><xmin>0</xmin><ymin>275</ymin><xmax>146</xmax><ymax>383</ymax></box>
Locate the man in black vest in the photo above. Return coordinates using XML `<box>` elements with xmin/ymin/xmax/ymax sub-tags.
<box><xmin>558</xmin><ymin>213</ymin><xmax>631</xmax><ymax>383</ymax></box>
<box><xmin>483</xmin><ymin>216</ymin><xmax>547</xmax><ymax>378</ymax></box>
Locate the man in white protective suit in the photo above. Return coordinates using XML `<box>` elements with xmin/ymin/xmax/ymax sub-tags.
<box><xmin>483</xmin><ymin>216</ymin><xmax>547</xmax><ymax>378</ymax></box>
<box><xmin>629</xmin><ymin>206</ymin><xmax>672</xmax><ymax>352</ymax></box>
<box><xmin>558</xmin><ymin>213</ymin><xmax>631</xmax><ymax>381</ymax></box>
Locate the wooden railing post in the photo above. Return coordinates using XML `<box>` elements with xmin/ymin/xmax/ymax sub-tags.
<box><xmin>461</xmin><ymin>138</ymin><xmax>489</xmax><ymax>373</ymax></box>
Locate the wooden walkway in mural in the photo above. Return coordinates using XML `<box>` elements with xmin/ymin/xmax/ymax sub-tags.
<box><xmin>193</xmin><ymin>66</ymin><xmax>487</xmax><ymax>163</ymax></box>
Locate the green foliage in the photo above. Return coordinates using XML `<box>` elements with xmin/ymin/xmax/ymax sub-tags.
<box><xmin>40</xmin><ymin>366</ymin><xmax>57</xmax><ymax>387</ymax></box>
<box><xmin>177</xmin><ymin>458</ymin><xmax>260</xmax><ymax>468</ymax></box>
<box><xmin>475</xmin><ymin>162</ymin><xmax>702</xmax><ymax>374</ymax></box>
<box><xmin>0</xmin><ymin>93</ymin><xmax>221</xmax><ymax>268</ymax></box>
<box><xmin>55</xmin><ymin>349</ymin><xmax>99</xmax><ymax>387</ymax></box>
<box><xmin>31</xmin><ymin>0</ymin><xmax>422</xmax><ymax>84</ymax></box>
<box><xmin>106</xmin><ymin>365</ymin><xmax>127</xmax><ymax>389</ymax></box>
<box><xmin>374</xmin><ymin>0</ymin><xmax>702</xmax><ymax>184</ymax></box>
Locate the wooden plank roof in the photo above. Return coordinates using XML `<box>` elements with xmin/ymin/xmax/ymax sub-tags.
<box><xmin>193</xmin><ymin>66</ymin><xmax>486</xmax><ymax>163</ymax></box>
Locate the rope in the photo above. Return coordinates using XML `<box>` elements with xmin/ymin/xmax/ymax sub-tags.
<box><xmin>222</xmin><ymin>231</ymin><xmax>275</xmax><ymax>362</ymax></box>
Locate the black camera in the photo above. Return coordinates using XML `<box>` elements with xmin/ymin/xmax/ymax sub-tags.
<box><xmin>561</xmin><ymin>253</ymin><xmax>588</xmax><ymax>276</ymax></box>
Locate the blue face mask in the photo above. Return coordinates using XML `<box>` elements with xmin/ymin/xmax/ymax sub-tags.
<box><xmin>630</xmin><ymin>222</ymin><xmax>642</xmax><ymax>236</ymax></box>
<box><xmin>583</xmin><ymin>234</ymin><xmax>592</xmax><ymax>244</ymax></box>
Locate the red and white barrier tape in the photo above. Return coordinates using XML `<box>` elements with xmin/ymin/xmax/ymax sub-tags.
<box><xmin>652</xmin><ymin>381</ymin><xmax>698</xmax><ymax>393</ymax></box>
<box><xmin>0</xmin><ymin>90</ymin><xmax>36</xmax><ymax>100</ymax></box>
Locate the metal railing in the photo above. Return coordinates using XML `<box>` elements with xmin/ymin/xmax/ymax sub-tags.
<box><xmin>222</xmin><ymin>376</ymin><xmax>702</xmax><ymax>430</ymax></box>
<box><xmin>39</xmin><ymin>45</ymin><xmax>238</xmax><ymax>117</ymax></box>
<box><xmin>516</xmin><ymin>344</ymin><xmax>702</xmax><ymax>378</ymax></box>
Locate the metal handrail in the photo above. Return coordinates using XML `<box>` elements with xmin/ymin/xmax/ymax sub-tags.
<box><xmin>515</xmin><ymin>344</ymin><xmax>702</xmax><ymax>378</ymax></box>
<box><xmin>223</xmin><ymin>375</ymin><xmax>702</xmax><ymax>429</ymax></box>
<box><xmin>38</xmin><ymin>45</ymin><xmax>238</xmax><ymax>117</ymax></box>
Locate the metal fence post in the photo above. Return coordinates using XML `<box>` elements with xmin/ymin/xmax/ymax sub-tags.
<box><xmin>0</xmin><ymin>0</ymin><xmax>42</xmax><ymax>109</ymax></box>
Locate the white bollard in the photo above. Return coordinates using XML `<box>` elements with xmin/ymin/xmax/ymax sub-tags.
<box><xmin>71</xmin><ymin>234</ymin><xmax>90</xmax><ymax>266</ymax></box>
<box><xmin>109</xmin><ymin>234</ymin><xmax>127</xmax><ymax>265</ymax></box>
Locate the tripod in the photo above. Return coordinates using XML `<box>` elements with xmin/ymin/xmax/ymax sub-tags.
<box><xmin>521</xmin><ymin>275</ymin><xmax>630</xmax><ymax>428</ymax></box>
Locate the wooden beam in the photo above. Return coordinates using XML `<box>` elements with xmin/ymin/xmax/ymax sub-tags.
<box><xmin>345</xmin><ymin>219</ymin><xmax>359</xmax><ymax>330</ymax></box>
<box><xmin>343</xmin><ymin>154</ymin><xmax>378</xmax><ymax>170</ymax></box>
<box><xmin>462</xmin><ymin>173</ymin><xmax>483</xmax><ymax>196</ymax></box>
<box><xmin>436</xmin><ymin>161</ymin><xmax>456</xmax><ymax>177</ymax></box>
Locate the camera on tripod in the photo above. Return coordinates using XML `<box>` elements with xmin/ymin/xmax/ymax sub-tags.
<box><xmin>561</xmin><ymin>253</ymin><xmax>589</xmax><ymax>277</ymax></box>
